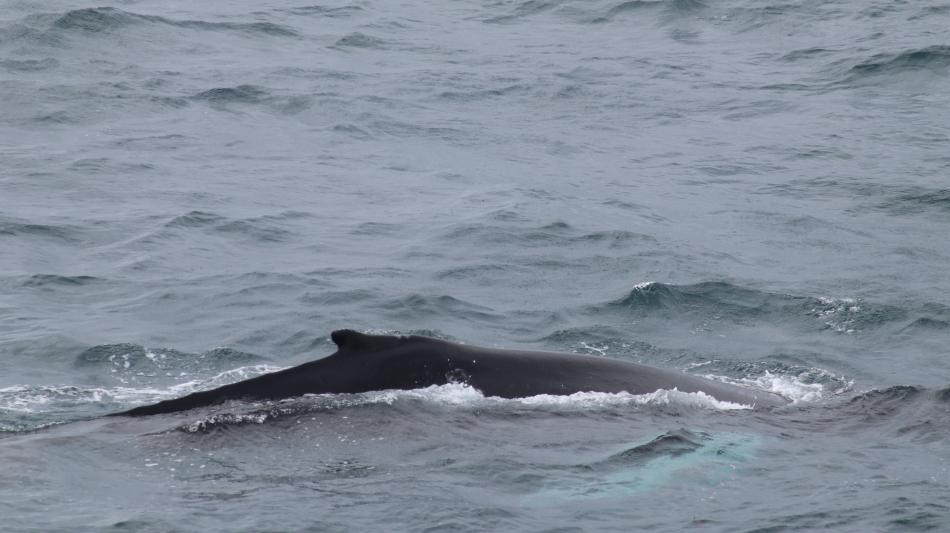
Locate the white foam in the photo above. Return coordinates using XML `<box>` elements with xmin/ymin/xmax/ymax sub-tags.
<box><xmin>510</xmin><ymin>388</ymin><xmax>751</xmax><ymax>410</ymax></box>
<box><xmin>183</xmin><ymin>412</ymin><xmax>271</xmax><ymax>433</ymax></box>
<box><xmin>812</xmin><ymin>296</ymin><xmax>861</xmax><ymax>333</ymax></box>
<box><xmin>144</xmin><ymin>349</ymin><xmax>166</xmax><ymax>362</ymax></box>
<box><xmin>358</xmin><ymin>383</ymin><xmax>486</xmax><ymax>406</ymax></box>
<box><xmin>707</xmin><ymin>370</ymin><xmax>850</xmax><ymax>404</ymax></box>
<box><xmin>578</xmin><ymin>341</ymin><xmax>608</xmax><ymax>356</ymax></box>
<box><xmin>175</xmin><ymin>364</ymin><xmax>284</xmax><ymax>391</ymax></box>
<box><xmin>301</xmin><ymin>383</ymin><xmax>752</xmax><ymax>411</ymax></box>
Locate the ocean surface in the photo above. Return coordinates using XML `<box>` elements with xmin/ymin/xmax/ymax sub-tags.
<box><xmin>2</xmin><ymin>0</ymin><xmax>949</xmax><ymax>530</ymax></box>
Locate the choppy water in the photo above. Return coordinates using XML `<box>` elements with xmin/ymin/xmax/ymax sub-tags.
<box><xmin>2</xmin><ymin>0</ymin><xmax>950</xmax><ymax>530</ymax></box>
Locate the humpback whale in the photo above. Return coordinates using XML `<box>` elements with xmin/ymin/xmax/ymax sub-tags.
<box><xmin>113</xmin><ymin>330</ymin><xmax>788</xmax><ymax>416</ymax></box>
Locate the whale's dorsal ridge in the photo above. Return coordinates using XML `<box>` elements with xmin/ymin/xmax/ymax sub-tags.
<box><xmin>331</xmin><ymin>329</ymin><xmax>405</xmax><ymax>353</ymax></box>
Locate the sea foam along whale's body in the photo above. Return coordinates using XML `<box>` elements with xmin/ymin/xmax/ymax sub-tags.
<box><xmin>113</xmin><ymin>330</ymin><xmax>788</xmax><ymax>416</ymax></box>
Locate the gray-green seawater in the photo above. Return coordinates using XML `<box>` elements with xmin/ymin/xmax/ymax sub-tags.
<box><xmin>2</xmin><ymin>0</ymin><xmax>949</xmax><ymax>530</ymax></box>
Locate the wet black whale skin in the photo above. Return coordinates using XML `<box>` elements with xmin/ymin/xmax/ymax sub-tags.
<box><xmin>113</xmin><ymin>330</ymin><xmax>788</xmax><ymax>416</ymax></box>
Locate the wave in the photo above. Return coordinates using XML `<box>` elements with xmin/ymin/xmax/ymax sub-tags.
<box><xmin>909</xmin><ymin>5</ymin><xmax>950</xmax><ymax>21</ymax></box>
<box><xmin>774</xmin><ymin>385</ymin><xmax>950</xmax><ymax>444</ymax></box>
<box><xmin>349</xmin><ymin>222</ymin><xmax>405</xmax><ymax>237</ymax></box>
<box><xmin>164</xmin><ymin>210</ymin><xmax>311</xmax><ymax>229</ymax></box>
<box><xmin>754</xmin><ymin>44</ymin><xmax>950</xmax><ymax>91</ymax></box>
<box><xmin>165</xmin><ymin>210</ymin><xmax>227</xmax><ymax>228</ymax></box>
<box><xmin>780</xmin><ymin>47</ymin><xmax>835</xmax><ymax>62</ymax></box>
<box><xmin>436</xmin><ymin>84</ymin><xmax>533</xmax><ymax>102</ymax></box>
<box><xmin>590</xmin><ymin>1</ymin><xmax>663</xmax><ymax>24</ymax></box>
<box><xmin>900</xmin><ymin>317</ymin><xmax>950</xmax><ymax>332</ymax></box>
<box><xmin>609</xmin><ymin>281</ymin><xmax>685</xmax><ymax>309</ymax></box>
<box><xmin>845</xmin><ymin>385</ymin><xmax>923</xmax><ymax>415</ymax></box>
<box><xmin>839</xmin><ymin>386</ymin><xmax>950</xmax><ymax>439</ymax></box>
<box><xmin>364</xmin><ymin>118</ymin><xmax>471</xmax><ymax>143</ymax></box>
<box><xmin>486</xmin><ymin>0</ymin><xmax>704</xmax><ymax>25</ymax></box>
<box><xmin>593</xmin><ymin>428</ymin><xmax>709</xmax><ymax>466</ymax></box>
<box><xmin>1</xmin><ymin>7</ymin><xmax>298</xmax><ymax>48</ymax></box>
<box><xmin>282</xmin><ymin>5</ymin><xmax>364</xmax><ymax>18</ymax></box>
<box><xmin>435</xmin><ymin>263</ymin><xmax>530</xmax><ymax>281</ymax></box>
<box><xmin>438</xmin><ymin>220</ymin><xmax>655</xmax><ymax>250</ymax></box>
<box><xmin>52</xmin><ymin>7</ymin><xmax>139</xmax><ymax>32</ymax></box>
<box><xmin>193</xmin><ymin>85</ymin><xmax>269</xmax><ymax>104</ymax></box>
<box><xmin>596</xmin><ymin>281</ymin><xmax>916</xmax><ymax>334</ymax></box>
<box><xmin>332</xmin><ymin>123</ymin><xmax>375</xmax><ymax>140</ymax></box>
<box><xmin>851</xmin><ymin>45</ymin><xmax>950</xmax><ymax>75</ymax></box>
<box><xmin>191</xmin><ymin>85</ymin><xmax>312</xmax><ymax>113</ymax></box>
<box><xmin>114</xmin><ymin>210</ymin><xmax>300</xmax><ymax>248</ymax></box>
<box><xmin>665</xmin><ymin>0</ymin><xmax>706</xmax><ymax>13</ymax></box>
<box><xmin>20</xmin><ymin>274</ymin><xmax>101</xmax><ymax>287</ymax></box>
<box><xmin>878</xmin><ymin>187</ymin><xmax>950</xmax><ymax>215</ymax></box>
<box><xmin>374</xmin><ymin>294</ymin><xmax>503</xmax><ymax>321</ymax></box>
<box><xmin>298</xmin><ymin>288</ymin><xmax>378</xmax><ymax>306</ymax></box>
<box><xmin>833</xmin><ymin>45</ymin><xmax>950</xmax><ymax>86</ymax></box>
<box><xmin>75</xmin><ymin>343</ymin><xmax>266</xmax><ymax>374</ymax></box>
<box><xmin>538</xmin><ymin>326</ymin><xmax>653</xmax><ymax>357</ymax></box>
<box><xmin>592</xmin><ymin>0</ymin><xmax>811</xmax><ymax>28</ymax></box>
<box><xmin>51</xmin><ymin>7</ymin><xmax>297</xmax><ymax>37</ymax></box>
<box><xmin>483</xmin><ymin>0</ymin><xmax>568</xmax><ymax>24</ymax></box>
<box><xmin>0</xmin><ymin>58</ymin><xmax>59</xmax><ymax>71</ymax></box>
<box><xmin>332</xmin><ymin>32</ymin><xmax>386</xmax><ymax>49</ymax></box>
<box><xmin>0</xmin><ymin>218</ymin><xmax>79</xmax><ymax>242</ymax></box>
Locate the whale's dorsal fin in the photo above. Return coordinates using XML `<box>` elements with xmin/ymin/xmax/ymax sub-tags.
<box><xmin>331</xmin><ymin>329</ymin><xmax>405</xmax><ymax>353</ymax></box>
